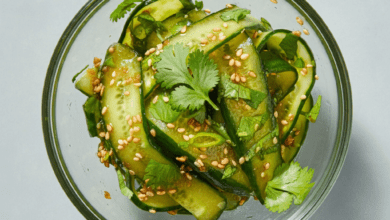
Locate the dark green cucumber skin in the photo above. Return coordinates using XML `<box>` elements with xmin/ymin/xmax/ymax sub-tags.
<box><xmin>267</xmin><ymin>29</ymin><xmax>316</xmax><ymax>143</ymax></box>
<box><xmin>148</xmin><ymin>120</ymin><xmax>251</xmax><ymax>196</ymax></box>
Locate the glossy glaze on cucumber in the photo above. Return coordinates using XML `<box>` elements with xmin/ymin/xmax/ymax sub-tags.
<box><xmin>214</xmin><ymin>33</ymin><xmax>282</xmax><ymax>203</ymax></box>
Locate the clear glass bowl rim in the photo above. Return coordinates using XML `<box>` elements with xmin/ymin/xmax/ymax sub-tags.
<box><xmin>41</xmin><ymin>0</ymin><xmax>353</xmax><ymax>219</ymax></box>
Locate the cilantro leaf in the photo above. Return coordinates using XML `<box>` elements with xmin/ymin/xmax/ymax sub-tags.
<box><xmin>83</xmin><ymin>97</ymin><xmax>101</xmax><ymax>137</ymax></box>
<box><xmin>265</xmin><ymin>161</ymin><xmax>315</xmax><ymax>213</ymax></box>
<box><xmin>156</xmin><ymin>44</ymin><xmax>220</xmax><ymax>111</ymax></box>
<box><xmin>260</xmin><ymin>51</ymin><xmax>296</xmax><ymax>73</ymax></box>
<box><xmin>110</xmin><ymin>0</ymin><xmax>141</xmax><ymax>22</ymax></box>
<box><xmin>144</xmin><ymin>159</ymin><xmax>181</xmax><ymax>189</ymax></box>
<box><xmin>237</xmin><ymin>115</ymin><xmax>267</xmax><ymax>141</ymax></box>
<box><xmin>220</xmin><ymin>8</ymin><xmax>251</xmax><ymax>23</ymax></box>
<box><xmin>294</xmin><ymin>58</ymin><xmax>305</xmax><ymax>68</ymax></box>
<box><xmin>195</xmin><ymin>0</ymin><xmax>203</xmax><ymax>10</ymax></box>
<box><xmin>245</xmin><ymin>89</ymin><xmax>267</xmax><ymax>109</ymax></box>
<box><xmin>103</xmin><ymin>57</ymin><xmax>116</xmax><ymax>68</ymax></box>
<box><xmin>222</xmin><ymin>165</ymin><xmax>237</xmax><ymax>179</ymax></box>
<box><xmin>279</xmin><ymin>33</ymin><xmax>299</xmax><ymax>60</ymax></box>
<box><xmin>149</xmin><ymin>94</ymin><xmax>181</xmax><ymax>123</ymax></box>
<box><xmin>170</xmin><ymin>19</ymin><xmax>190</xmax><ymax>35</ymax></box>
<box><xmin>137</xmin><ymin>12</ymin><xmax>167</xmax><ymax>40</ymax></box>
<box><xmin>260</xmin><ymin>17</ymin><xmax>273</xmax><ymax>31</ymax></box>
<box><xmin>220</xmin><ymin>75</ymin><xmax>251</xmax><ymax>100</ymax></box>
<box><xmin>307</xmin><ymin>95</ymin><xmax>321</xmax><ymax>123</ymax></box>
<box><xmin>72</xmin><ymin>65</ymin><xmax>88</xmax><ymax>83</ymax></box>
<box><xmin>116</xmin><ymin>169</ymin><xmax>134</xmax><ymax>199</ymax></box>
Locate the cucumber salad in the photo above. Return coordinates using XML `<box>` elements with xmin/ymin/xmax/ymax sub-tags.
<box><xmin>72</xmin><ymin>0</ymin><xmax>322</xmax><ymax>218</ymax></box>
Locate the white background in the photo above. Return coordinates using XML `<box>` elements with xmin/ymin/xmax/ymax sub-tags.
<box><xmin>0</xmin><ymin>0</ymin><xmax>388</xmax><ymax>219</ymax></box>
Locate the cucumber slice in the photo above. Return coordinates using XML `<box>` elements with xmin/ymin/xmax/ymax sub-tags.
<box><xmin>74</xmin><ymin>67</ymin><xmax>99</xmax><ymax>97</ymax></box>
<box><xmin>281</xmin><ymin>96</ymin><xmax>312</xmax><ymax>163</ymax></box>
<box><xmin>265</xmin><ymin>29</ymin><xmax>316</xmax><ymax>143</ymax></box>
<box><xmin>99</xmin><ymin>43</ymin><xmax>226</xmax><ymax>219</ymax></box>
<box><xmin>141</xmin><ymin>5</ymin><xmax>263</xmax><ymax>98</ymax></box>
<box><xmin>145</xmin><ymin>90</ymin><xmax>252</xmax><ymax>195</ymax></box>
<box><xmin>214</xmin><ymin>33</ymin><xmax>282</xmax><ymax>204</ymax></box>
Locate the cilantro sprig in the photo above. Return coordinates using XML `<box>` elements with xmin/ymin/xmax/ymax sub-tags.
<box><xmin>155</xmin><ymin>44</ymin><xmax>220</xmax><ymax>111</ymax></box>
<box><xmin>110</xmin><ymin>0</ymin><xmax>142</xmax><ymax>22</ymax></box>
<box><xmin>265</xmin><ymin>161</ymin><xmax>315</xmax><ymax>213</ymax></box>
<box><xmin>220</xmin><ymin>8</ymin><xmax>251</xmax><ymax>23</ymax></box>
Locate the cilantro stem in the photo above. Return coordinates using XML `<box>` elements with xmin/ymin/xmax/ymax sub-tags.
<box><xmin>206</xmin><ymin>98</ymin><xmax>219</xmax><ymax>111</ymax></box>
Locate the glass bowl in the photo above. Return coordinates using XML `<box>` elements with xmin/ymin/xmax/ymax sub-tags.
<box><xmin>42</xmin><ymin>0</ymin><xmax>352</xmax><ymax>219</ymax></box>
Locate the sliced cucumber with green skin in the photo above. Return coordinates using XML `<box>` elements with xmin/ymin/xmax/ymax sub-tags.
<box><xmin>141</xmin><ymin>5</ymin><xmax>263</xmax><ymax>98</ymax></box>
<box><xmin>145</xmin><ymin>89</ymin><xmax>252</xmax><ymax>195</ymax></box>
<box><xmin>146</xmin><ymin>9</ymin><xmax>208</xmax><ymax>49</ymax></box>
<box><xmin>214</xmin><ymin>33</ymin><xmax>282</xmax><ymax>204</ymax></box>
<box><xmin>99</xmin><ymin>43</ymin><xmax>226</xmax><ymax>219</ymax></box>
<box><xmin>119</xmin><ymin>0</ymin><xmax>187</xmax><ymax>50</ymax></box>
<box><xmin>266</xmin><ymin>29</ymin><xmax>316</xmax><ymax>143</ymax></box>
<box><xmin>220</xmin><ymin>191</ymin><xmax>245</xmax><ymax>211</ymax></box>
<box><xmin>260</xmin><ymin>50</ymin><xmax>298</xmax><ymax>102</ymax></box>
<box><xmin>74</xmin><ymin>67</ymin><xmax>98</xmax><ymax>97</ymax></box>
<box><xmin>281</xmin><ymin>96</ymin><xmax>312</xmax><ymax>163</ymax></box>
<box><xmin>253</xmin><ymin>31</ymin><xmax>274</xmax><ymax>51</ymax></box>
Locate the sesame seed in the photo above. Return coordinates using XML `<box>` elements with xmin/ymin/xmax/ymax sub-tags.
<box><xmin>212</xmin><ymin>35</ymin><xmax>217</xmax><ymax>41</ymax></box>
<box><xmin>149</xmin><ymin>209</ymin><xmax>156</xmax><ymax>214</ymax></box>
<box><xmin>129</xmin><ymin>170</ymin><xmax>135</xmax><ymax>175</ymax></box>
<box><xmin>204</xmin><ymin>9</ymin><xmax>211</xmax><ymax>13</ymax></box>
<box><xmin>295</xmin><ymin>130</ymin><xmax>301</xmax><ymax>136</ymax></box>
<box><xmin>146</xmin><ymin>191</ymin><xmax>154</xmax><ymax>197</ymax></box>
<box><xmin>168</xmin><ymin>189</ymin><xmax>177</xmax><ymax>194</ymax></box>
<box><xmin>224</xmin><ymin>148</ymin><xmax>228</xmax><ymax>155</ymax></box>
<box><xmin>248</xmin><ymin>71</ymin><xmax>256</xmax><ymax>78</ymax></box>
<box><xmin>315</xmin><ymin>75</ymin><xmax>319</xmax><ymax>80</ymax></box>
<box><xmin>145</xmin><ymin>51</ymin><xmax>150</xmax><ymax>56</ymax></box>
<box><xmin>239</xmin><ymin>157</ymin><xmax>245</xmax><ymax>164</ymax></box>
<box><xmin>133</xmin><ymin>157</ymin><xmax>139</xmax><ymax>161</ymax></box>
<box><xmin>130</xmin><ymin>127</ymin><xmax>134</xmax><ymax>135</ymax></box>
<box><xmin>200</xmin><ymin>154</ymin><xmax>207</xmax><ymax>159</ymax></box>
<box><xmin>189</xmin><ymin>134</ymin><xmax>194</xmax><ymax>139</ymax></box>
<box><xmin>229</xmin><ymin>59</ymin><xmax>235</xmax><ymax>66</ymax></box>
<box><xmin>150</xmin><ymin>129</ymin><xmax>156</xmax><ymax>137</ymax></box>
<box><xmin>177</xmin><ymin>128</ymin><xmax>185</xmax><ymax>133</ymax></box>
<box><xmin>296</xmin><ymin>17</ymin><xmax>304</xmax><ymax>25</ymax></box>
<box><xmin>236</xmin><ymin>49</ymin><xmax>243</xmax><ymax>57</ymax></box>
<box><xmin>230</xmin><ymin>73</ymin><xmax>236</xmax><ymax>81</ymax></box>
<box><xmin>273</xmin><ymin>137</ymin><xmax>278</xmax><ymax>144</ymax></box>
<box><xmin>221</xmin><ymin>158</ymin><xmax>229</xmax><ymax>165</ymax></box>
<box><xmin>186</xmin><ymin>173</ymin><xmax>192</xmax><ymax>180</ymax></box>
<box><xmin>211</xmin><ymin>161</ymin><xmax>218</xmax><ymax>166</ymax></box>
<box><xmin>235</xmin><ymin>75</ymin><xmax>240</xmax><ymax>83</ymax></box>
<box><xmin>241</xmin><ymin>76</ymin><xmax>247</xmax><ymax>83</ymax></box>
<box><xmin>281</xmin><ymin>120</ymin><xmax>288</xmax><ymax>125</ymax></box>
<box><xmin>101</xmin><ymin>107</ymin><xmax>108</xmax><ymax>115</ymax></box>
<box><xmin>303</xmin><ymin>29</ymin><xmax>310</xmax><ymax>35</ymax></box>
<box><xmin>137</xmin><ymin>114</ymin><xmax>142</xmax><ymax>122</ymax></box>
<box><xmin>118</xmin><ymin>145</ymin><xmax>124</xmax><ymax>150</ymax></box>
<box><xmin>157</xmin><ymin>190</ymin><xmax>166</xmax><ymax>195</ymax></box>
<box><xmin>207</xmin><ymin>33</ymin><xmax>214</xmax><ymax>39</ymax></box>
<box><xmin>109</xmin><ymin>47</ymin><xmax>115</xmax><ymax>53</ymax></box>
<box><xmin>148</xmin><ymin>59</ymin><xmax>152</xmax><ymax>67</ymax></box>
<box><xmin>110</xmin><ymin>79</ymin><xmax>115</xmax><ymax>86</ymax></box>
<box><xmin>127</xmin><ymin>136</ymin><xmax>133</xmax><ymax>142</ymax></box>
<box><xmin>307</xmin><ymin>64</ymin><xmax>313</xmax><ymax>68</ymax></box>
<box><xmin>118</xmin><ymin>139</ymin><xmax>124</xmax><ymax>145</ymax></box>
<box><xmin>181</xmin><ymin>25</ymin><xmax>187</xmax><ymax>33</ymax></box>
<box><xmin>232</xmin><ymin>160</ymin><xmax>237</xmax><ymax>166</ymax></box>
<box><xmin>167</xmin><ymin>123</ymin><xmax>175</xmax><ymax>129</ymax></box>
<box><xmin>149</xmin><ymin>48</ymin><xmax>156</xmax><ymax>53</ymax></box>
<box><xmin>133</xmin><ymin>138</ymin><xmax>140</xmax><ymax>143</ymax></box>
<box><xmin>102</xmin><ymin>66</ymin><xmax>108</xmax><ymax>72</ymax></box>
<box><xmin>223</xmin><ymin>22</ymin><xmax>228</xmax><ymax>28</ymax></box>
<box><xmin>235</xmin><ymin>60</ymin><xmax>242</xmax><ymax>67</ymax></box>
<box><xmin>226</xmin><ymin>3</ymin><xmax>233</xmax><ymax>8</ymax></box>
<box><xmin>194</xmin><ymin>126</ymin><xmax>201</xmax><ymax>132</ymax></box>
<box><xmin>194</xmin><ymin>161</ymin><xmax>201</xmax><ymax>168</ymax></box>
<box><xmin>93</xmin><ymin>57</ymin><xmax>101</xmax><ymax>65</ymax></box>
<box><xmin>183</xmin><ymin>135</ymin><xmax>190</xmax><ymax>141</ymax></box>
<box><xmin>261</xmin><ymin>172</ymin><xmax>265</xmax><ymax>178</ymax></box>
<box><xmin>292</xmin><ymin>30</ymin><xmax>301</xmax><ymax>37</ymax></box>
<box><xmin>99</xmin><ymin>132</ymin><xmax>105</xmax><ymax>138</ymax></box>
<box><xmin>156</xmin><ymin>44</ymin><xmax>163</xmax><ymax>50</ymax></box>
<box><xmin>124</xmin><ymin>91</ymin><xmax>130</xmax><ymax>96</ymax></box>
<box><xmin>135</xmin><ymin>153</ymin><xmax>143</xmax><ymax>159</ymax></box>
<box><xmin>300</xmin><ymin>95</ymin><xmax>307</xmax><ymax>100</ymax></box>
<box><xmin>137</xmin><ymin>57</ymin><xmax>142</xmax><ymax>61</ymax></box>
<box><xmin>105</xmin><ymin>132</ymin><xmax>110</xmax><ymax>140</ymax></box>
<box><xmin>134</xmin><ymin>83</ymin><xmax>141</xmax><ymax>87</ymax></box>
<box><xmin>270</xmin><ymin>0</ymin><xmax>277</xmax><ymax>4</ymax></box>
<box><xmin>223</xmin><ymin>54</ymin><xmax>231</xmax><ymax>60</ymax></box>
<box><xmin>128</xmin><ymin>119</ymin><xmax>133</xmax><ymax>126</ymax></box>
<box><xmin>240</xmin><ymin>53</ymin><xmax>249</xmax><ymax>60</ymax></box>
<box><xmin>176</xmin><ymin>156</ymin><xmax>187</xmax><ymax>162</ymax></box>
<box><xmin>134</xmin><ymin>126</ymin><xmax>140</xmax><ymax>132</ymax></box>
<box><xmin>156</xmin><ymin>51</ymin><xmax>160</xmax><ymax>56</ymax></box>
<box><xmin>239</xmin><ymin>199</ymin><xmax>246</xmax><ymax>206</ymax></box>
<box><xmin>163</xmin><ymin>96</ymin><xmax>169</xmax><ymax>103</ymax></box>
<box><xmin>200</xmin><ymin>38</ymin><xmax>208</xmax><ymax>45</ymax></box>
<box><xmin>252</xmin><ymin>31</ymin><xmax>258</xmax><ymax>39</ymax></box>
<box><xmin>217</xmin><ymin>164</ymin><xmax>225</xmax><ymax>169</ymax></box>
<box><xmin>254</xmin><ymin>123</ymin><xmax>259</xmax><ymax>131</ymax></box>
<box><xmin>111</xmin><ymin>71</ymin><xmax>116</xmax><ymax>77</ymax></box>
<box><xmin>197</xmin><ymin>159</ymin><xmax>204</xmax><ymax>167</ymax></box>
<box><xmin>152</xmin><ymin>95</ymin><xmax>158</xmax><ymax>104</ymax></box>
<box><xmin>219</xmin><ymin>35</ymin><xmax>226</xmax><ymax>41</ymax></box>
<box><xmin>213</xmin><ymin>27</ymin><xmax>221</xmax><ymax>32</ymax></box>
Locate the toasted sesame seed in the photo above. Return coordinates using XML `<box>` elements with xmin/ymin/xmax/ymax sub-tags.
<box><xmin>200</xmin><ymin>154</ymin><xmax>207</xmax><ymax>159</ymax></box>
<box><xmin>168</xmin><ymin>189</ymin><xmax>177</xmax><ymax>194</ymax></box>
<box><xmin>149</xmin><ymin>48</ymin><xmax>156</xmax><ymax>54</ymax></box>
<box><xmin>177</xmin><ymin>128</ymin><xmax>185</xmax><ymax>133</ymax></box>
<box><xmin>186</xmin><ymin>173</ymin><xmax>192</xmax><ymax>180</ymax></box>
<box><xmin>99</xmin><ymin>132</ymin><xmax>106</xmax><ymax>138</ymax></box>
<box><xmin>261</xmin><ymin>172</ymin><xmax>265</xmax><ymax>178</ymax></box>
<box><xmin>152</xmin><ymin>95</ymin><xmax>158</xmax><ymax>104</ymax></box>
<box><xmin>133</xmin><ymin>157</ymin><xmax>139</xmax><ymax>161</ymax></box>
<box><xmin>224</xmin><ymin>148</ymin><xmax>228</xmax><ymax>155</ymax></box>
<box><xmin>223</xmin><ymin>22</ymin><xmax>228</xmax><ymax>28</ymax></box>
<box><xmin>240</xmin><ymin>53</ymin><xmax>249</xmax><ymax>60</ymax></box>
<box><xmin>240</xmin><ymin>76</ymin><xmax>247</xmax><ymax>82</ymax></box>
<box><xmin>130</xmin><ymin>127</ymin><xmax>134</xmax><ymax>135</ymax></box>
<box><xmin>231</xmin><ymin>160</ymin><xmax>237</xmax><ymax>166</ymax></box>
<box><xmin>197</xmin><ymin>159</ymin><xmax>204</xmax><ymax>167</ymax></box>
<box><xmin>128</xmin><ymin>119</ymin><xmax>133</xmax><ymax>126</ymax></box>
<box><xmin>292</xmin><ymin>30</ymin><xmax>301</xmax><ymax>37</ymax></box>
<box><xmin>221</xmin><ymin>158</ymin><xmax>229</xmax><ymax>165</ymax></box>
<box><xmin>189</xmin><ymin>134</ymin><xmax>194</xmax><ymax>139</ymax></box>
<box><xmin>101</xmin><ymin>106</ymin><xmax>108</xmax><ymax>115</ymax></box>
<box><xmin>219</xmin><ymin>35</ymin><xmax>226</xmax><ymax>41</ymax></box>
<box><xmin>118</xmin><ymin>145</ymin><xmax>124</xmax><ymax>150</ymax></box>
<box><xmin>157</xmin><ymin>190</ymin><xmax>166</xmax><ymax>195</ymax></box>
<box><xmin>200</xmin><ymin>38</ymin><xmax>208</xmax><ymax>45</ymax></box>
<box><xmin>211</xmin><ymin>161</ymin><xmax>218</xmax><ymax>166</ymax></box>
<box><xmin>229</xmin><ymin>59</ymin><xmax>235</xmax><ymax>66</ymax></box>
<box><xmin>252</xmin><ymin>31</ymin><xmax>258</xmax><ymax>39</ymax></box>
<box><xmin>137</xmin><ymin>114</ymin><xmax>142</xmax><ymax>122</ymax></box>
<box><xmin>127</xmin><ymin>136</ymin><xmax>133</xmax><ymax>142</ymax></box>
<box><xmin>176</xmin><ymin>156</ymin><xmax>187</xmax><ymax>162</ymax></box>
<box><xmin>150</xmin><ymin>129</ymin><xmax>156</xmax><ymax>137</ymax></box>
<box><xmin>194</xmin><ymin>161</ymin><xmax>201</xmax><ymax>168</ymax></box>
<box><xmin>137</xmin><ymin>57</ymin><xmax>143</xmax><ymax>62</ymax></box>
<box><xmin>226</xmin><ymin>3</ymin><xmax>233</xmax><ymax>8</ymax></box>
<box><xmin>124</xmin><ymin>91</ymin><xmax>130</xmax><ymax>96</ymax></box>
<box><xmin>239</xmin><ymin>198</ymin><xmax>246</xmax><ymax>206</ymax></box>
<box><xmin>236</xmin><ymin>49</ymin><xmax>243</xmax><ymax>57</ymax></box>
<box><xmin>235</xmin><ymin>75</ymin><xmax>240</xmax><ymax>83</ymax></box>
<box><xmin>307</xmin><ymin>64</ymin><xmax>313</xmax><ymax>68</ymax></box>
<box><xmin>111</xmin><ymin>71</ymin><xmax>116</xmax><ymax>78</ymax></box>
<box><xmin>207</xmin><ymin>33</ymin><xmax>214</xmax><ymax>39</ymax></box>
<box><xmin>167</xmin><ymin>123</ymin><xmax>175</xmax><ymax>129</ymax></box>
<box><xmin>223</xmin><ymin>54</ymin><xmax>231</xmax><ymax>60</ymax></box>
<box><xmin>217</xmin><ymin>164</ymin><xmax>225</xmax><ymax>169</ymax></box>
<box><xmin>93</xmin><ymin>57</ymin><xmax>101</xmax><ymax>65</ymax></box>
<box><xmin>133</xmin><ymin>138</ymin><xmax>141</xmax><ymax>143</ymax></box>
<box><xmin>110</xmin><ymin>79</ymin><xmax>115</xmax><ymax>86</ymax></box>
<box><xmin>239</xmin><ymin>157</ymin><xmax>245</xmax><ymax>164</ymax></box>
<box><xmin>194</xmin><ymin>126</ymin><xmax>201</xmax><ymax>132</ymax></box>
<box><xmin>274</xmin><ymin>111</ymin><xmax>278</xmax><ymax>118</ymax></box>
<box><xmin>212</xmin><ymin>35</ymin><xmax>217</xmax><ymax>41</ymax></box>
<box><xmin>300</xmin><ymin>95</ymin><xmax>307</xmax><ymax>100</ymax></box>
<box><xmin>303</xmin><ymin>29</ymin><xmax>310</xmax><ymax>35</ymax></box>
<box><xmin>118</xmin><ymin>139</ymin><xmax>124</xmax><ymax>145</ymax></box>
<box><xmin>315</xmin><ymin>75</ymin><xmax>319</xmax><ymax>80</ymax></box>
<box><xmin>235</xmin><ymin>60</ymin><xmax>242</xmax><ymax>67</ymax></box>
<box><xmin>163</xmin><ymin>96</ymin><xmax>169</xmax><ymax>103</ymax></box>
<box><xmin>183</xmin><ymin>135</ymin><xmax>190</xmax><ymax>141</ymax></box>
<box><xmin>134</xmin><ymin>126</ymin><xmax>140</xmax><ymax>133</ymax></box>
<box><xmin>148</xmin><ymin>59</ymin><xmax>152</xmax><ymax>67</ymax></box>
<box><xmin>281</xmin><ymin>120</ymin><xmax>288</xmax><ymax>125</ymax></box>
<box><xmin>135</xmin><ymin>153</ymin><xmax>143</xmax><ymax>159</ymax></box>
<box><xmin>270</xmin><ymin>0</ymin><xmax>278</xmax><ymax>4</ymax></box>
<box><xmin>180</xmin><ymin>25</ymin><xmax>187</xmax><ymax>33</ymax></box>
<box><xmin>134</xmin><ymin>83</ymin><xmax>141</xmax><ymax>87</ymax></box>
<box><xmin>204</xmin><ymin>9</ymin><xmax>211</xmax><ymax>13</ymax></box>
<box><xmin>149</xmin><ymin>209</ymin><xmax>156</xmax><ymax>214</ymax></box>
<box><xmin>248</xmin><ymin>71</ymin><xmax>256</xmax><ymax>78</ymax></box>
<box><xmin>129</xmin><ymin>170</ymin><xmax>135</xmax><ymax>175</ymax></box>
<box><xmin>155</xmin><ymin>51</ymin><xmax>160</xmax><ymax>56</ymax></box>
<box><xmin>296</xmin><ymin>17</ymin><xmax>304</xmax><ymax>25</ymax></box>
<box><xmin>230</xmin><ymin>73</ymin><xmax>236</xmax><ymax>81</ymax></box>
<box><xmin>146</xmin><ymin>191</ymin><xmax>154</xmax><ymax>197</ymax></box>
<box><xmin>105</xmin><ymin>131</ymin><xmax>110</xmax><ymax>140</ymax></box>
<box><xmin>213</xmin><ymin>27</ymin><xmax>221</xmax><ymax>32</ymax></box>
<box><xmin>273</xmin><ymin>137</ymin><xmax>278</xmax><ymax>144</ymax></box>
<box><xmin>145</xmin><ymin>51</ymin><xmax>150</xmax><ymax>56</ymax></box>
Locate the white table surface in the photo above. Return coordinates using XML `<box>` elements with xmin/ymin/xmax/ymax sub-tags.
<box><xmin>1</xmin><ymin>0</ymin><xmax>388</xmax><ymax>219</ymax></box>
